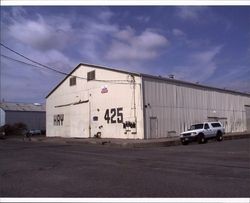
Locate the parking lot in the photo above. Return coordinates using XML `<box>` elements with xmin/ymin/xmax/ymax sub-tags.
<box><xmin>0</xmin><ymin>138</ymin><xmax>249</xmax><ymax>197</ymax></box>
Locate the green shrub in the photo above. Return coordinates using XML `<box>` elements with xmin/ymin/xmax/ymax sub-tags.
<box><xmin>0</xmin><ymin>124</ymin><xmax>12</xmax><ymax>135</ymax></box>
<box><xmin>0</xmin><ymin>123</ymin><xmax>27</xmax><ymax>136</ymax></box>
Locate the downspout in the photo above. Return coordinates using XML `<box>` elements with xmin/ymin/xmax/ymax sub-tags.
<box><xmin>131</xmin><ymin>75</ymin><xmax>137</xmax><ymax>136</ymax></box>
<box><xmin>88</xmin><ymin>90</ymin><xmax>92</xmax><ymax>138</ymax></box>
<box><xmin>141</xmin><ymin>75</ymin><xmax>147</xmax><ymax>139</ymax></box>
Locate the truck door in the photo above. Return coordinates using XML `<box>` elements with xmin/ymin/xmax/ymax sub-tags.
<box><xmin>204</xmin><ymin>123</ymin><xmax>213</xmax><ymax>138</ymax></box>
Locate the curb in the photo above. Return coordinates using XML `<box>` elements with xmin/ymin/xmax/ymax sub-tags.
<box><xmin>85</xmin><ymin>133</ymin><xmax>250</xmax><ymax>148</ymax></box>
<box><xmin>101</xmin><ymin>133</ymin><xmax>250</xmax><ymax>148</ymax></box>
<box><xmin>224</xmin><ymin>133</ymin><xmax>250</xmax><ymax>140</ymax></box>
<box><xmin>126</xmin><ymin>140</ymin><xmax>181</xmax><ymax>148</ymax></box>
<box><xmin>2</xmin><ymin>133</ymin><xmax>250</xmax><ymax>148</ymax></box>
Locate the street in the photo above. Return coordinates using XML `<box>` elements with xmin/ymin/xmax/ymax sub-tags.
<box><xmin>0</xmin><ymin>138</ymin><xmax>250</xmax><ymax>197</ymax></box>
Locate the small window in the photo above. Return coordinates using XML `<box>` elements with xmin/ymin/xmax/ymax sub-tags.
<box><xmin>69</xmin><ymin>76</ymin><xmax>76</xmax><ymax>86</ymax></box>
<box><xmin>190</xmin><ymin>124</ymin><xmax>203</xmax><ymax>130</ymax></box>
<box><xmin>87</xmin><ymin>70</ymin><xmax>95</xmax><ymax>81</ymax></box>
<box><xmin>204</xmin><ymin>124</ymin><xmax>210</xmax><ymax>129</ymax></box>
<box><xmin>211</xmin><ymin>122</ymin><xmax>221</xmax><ymax>128</ymax></box>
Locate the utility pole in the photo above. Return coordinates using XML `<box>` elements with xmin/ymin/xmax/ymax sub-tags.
<box><xmin>0</xmin><ymin>66</ymin><xmax>1</xmax><ymax>103</ymax></box>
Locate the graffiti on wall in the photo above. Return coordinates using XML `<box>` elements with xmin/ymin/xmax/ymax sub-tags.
<box><xmin>54</xmin><ymin>114</ymin><xmax>64</xmax><ymax>126</ymax></box>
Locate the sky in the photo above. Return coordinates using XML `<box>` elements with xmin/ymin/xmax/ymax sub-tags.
<box><xmin>1</xmin><ymin>6</ymin><xmax>250</xmax><ymax>103</ymax></box>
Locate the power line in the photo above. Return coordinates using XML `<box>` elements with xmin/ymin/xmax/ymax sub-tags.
<box><xmin>0</xmin><ymin>43</ymin><xmax>137</xmax><ymax>84</ymax></box>
<box><xmin>0</xmin><ymin>42</ymin><xmax>69</xmax><ymax>76</ymax></box>
<box><xmin>1</xmin><ymin>54</ymin><xmax>135</xmax><ymax>84</ymax></box>
<box><xmin>1</xmin><ymin>54</ymin><xmax>66</xmax><ymax>75</ymax></box>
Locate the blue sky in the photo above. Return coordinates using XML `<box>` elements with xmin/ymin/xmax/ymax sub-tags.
<box><xmin>1</xmin><ymin>6</ymin><xmax>250</xmax><ymax>103</ymax></box>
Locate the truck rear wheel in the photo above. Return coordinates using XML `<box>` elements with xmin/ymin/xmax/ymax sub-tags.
<box><xmin>216</xmin><ymin>131</ymin><xmax>223</xmax><ymax>141</ymax></box>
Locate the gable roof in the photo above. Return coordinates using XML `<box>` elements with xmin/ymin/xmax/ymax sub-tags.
<box><xmin>46</xmin><ymin>63</ymin><xmax>140</xmax><ymax>98</ymax></box>
<box><xmin>0</xmin><ymin>102</ymin><xmax>45</xmax><ymax>112</ymax></box>
<box><xmin>46</xmin><ymin>62</ymin><xmax>250</xmax><ymax>99</ymax></box>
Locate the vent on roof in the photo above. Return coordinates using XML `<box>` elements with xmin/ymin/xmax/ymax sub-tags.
<box><xmin>168</xmin><ymin>74</ymin><xmax>174</xmax><ymax>79</ymax></box>
<box><xmin>33</xmin><ymin>103</ymin><xmax>41</xmax><ymax>106</ymax></box>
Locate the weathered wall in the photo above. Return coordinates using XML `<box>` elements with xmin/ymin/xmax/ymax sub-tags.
<box><xmin>143</xmin><ymin>77</ymin><xmax>250</xmax><ymax>139</ymax></box>
<box><xmin>46</xmin><ymin>65</ymin><xmax>144</xmax><ymax>139</ymax></box>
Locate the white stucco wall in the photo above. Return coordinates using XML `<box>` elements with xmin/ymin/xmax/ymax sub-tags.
<box><xmin>46</xmin><ymin>64</ymin><xmax>144</xmax><ymax>139</ymax></box>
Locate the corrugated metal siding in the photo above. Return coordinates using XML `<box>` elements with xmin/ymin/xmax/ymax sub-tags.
<box><xmin>0</xmin><ymin>108</ymin><xmax>5</xmax><ymax>126</ymax></box>
<box><xmin>245</xmin><ymin>106</ymin><xmax>250</xmax><ymax>132</ymax></box>
<box><xmin>5</xmin><ymin>111</ymin><xmax>46</xmax><ymax>130</ymax></box>
<box><xmin>143</xmin><ymin>77</ymin><xmax>250</xmax><ymax>139</ymax></box>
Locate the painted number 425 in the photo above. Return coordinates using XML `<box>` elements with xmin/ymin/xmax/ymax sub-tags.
<box><xmin>104</xmin><ymin>108</ymin><xmax>123</xmax><ymax>124</ymax></box>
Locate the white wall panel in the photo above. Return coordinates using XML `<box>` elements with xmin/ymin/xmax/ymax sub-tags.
<box><xmin>46</xmin><ymin>65</ymin><xmax>144</xmax><ymax>139</ymax></box>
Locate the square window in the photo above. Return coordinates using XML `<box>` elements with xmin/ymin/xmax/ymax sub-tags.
<box><xmin>70</xmin><ymin>76</ymin><xmax>76</xmax><ymax>86</ymax></box>
<box><xmin>87</xmin><ymin>70</ymin><xmax>95</xmax><ymax>81</ymax></box>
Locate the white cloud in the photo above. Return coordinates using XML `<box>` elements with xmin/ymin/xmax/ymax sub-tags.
<box><xmin>172</xmin><ymin>28</ymin><xmax>186</xmax><ymax>37</ymax></box>
<box><xmin>106</xmin><ymin>41</ymin><xmax>158</xmax><ymax>60</ymax></box>
<box><xmin>173</xmin><ymin>46</ymin><xmax>222</xmax><ymax>82</ymax></box>
<box><xmin>136</xmin><ymin>16</ymin><xmax>150</xmax><ymax>23</ymax></box>
<box><xmin>176</xmin><ymin>7</ymin><xmax>208</xmax><ymax>20</ymax></box>
<box><xmin>11</xmin><ymin>7</ymin><xmax>27</xmax><ymax>19</ymax></box>
<box><xmin>115</xmin><ymin>26</ymin><xmax>135</xmax><ymax>41</ymax></box>
<box><xmin>8</xmin><ymin>15</ymin><xmax>72</xmax><ymax>52</ymax></box>
<box><xmin>134</xmin><ymin>30</ymin><xmax>168</xmax><ymax>48</ymax></box>
<box><xmin>208</xmin><ymin>66</ymin><xmax>250</xmax><ymax>92</ymax></box>
<box><xmin>2</xmin><ymin>7</ymin><xmax>169</xmax><ymax>102</ymax></box>
<box><xmin>1</xmin><ymin>9</ymin><xmax>79</xmax><ymax>102</ymax></box>
<box><xmin>85</xmin><ymin>20</ymin><xmax>118</xmax><ymax>34</ymax></box>
<box><xmin>3</xmin><ymin>8</ymin><xmax>168</xmax><ymax>67</ymax></box>
<box><xmin>191</xmin><ymin>46</ymin><xmax>221</xmax><ymax>64</ymax></box>
<box><xmin>106</xmin><ymin>28</ymin><xmax>168</xmax><ymax>61</ymax></box>
<box><xmin>1</xmin><ymin>59</ymin><xmax>62</xmax><ymax>103</ymax></box>
<box><xmin>98</xmin><ymin>10</ymin><xmax>114</xmax><ymax>21</ymax></box>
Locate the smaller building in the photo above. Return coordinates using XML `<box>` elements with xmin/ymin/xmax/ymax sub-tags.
<box><xmin>0</xmin><ymin>102</ymin><xmax>46</xmax><ymax>130</ymax></box>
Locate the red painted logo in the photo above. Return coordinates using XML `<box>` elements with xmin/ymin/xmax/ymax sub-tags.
<box><xmin>101</xmin><ymin>86</ymin><xmax>108</xmax><ymax>94</ymax></box>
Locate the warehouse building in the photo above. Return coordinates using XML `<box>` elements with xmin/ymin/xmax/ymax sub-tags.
<box><xmin>46</xmin><ymin>63</ymin><xmax>250</xmax><ymax>139</ymax></box>
<box><xmin>0</xmin><ymin>102</ymin><xmax>46</xmax><ymax>131</ymax></box>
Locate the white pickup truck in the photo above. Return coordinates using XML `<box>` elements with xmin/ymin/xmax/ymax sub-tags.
<box><xmin>180</xmin><ymin>122</ymin><xmax>225</xmax><ymax>145</ymax></box>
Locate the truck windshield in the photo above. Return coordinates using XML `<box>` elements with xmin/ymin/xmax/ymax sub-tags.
<box><xmin>190</xmin><ymin>124</ymin><xmax>204</xmax><ymax>130</ymax></box>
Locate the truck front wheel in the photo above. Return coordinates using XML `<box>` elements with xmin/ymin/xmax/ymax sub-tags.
<box><xmin>181</xmin><ymin>140</ymin><xmax>189</xmax><ymax>145</ymax></box>
<box><xmin>198</xmin><ymin>134</ymin><xmax>206</xmax><ymax>144</ymax></box>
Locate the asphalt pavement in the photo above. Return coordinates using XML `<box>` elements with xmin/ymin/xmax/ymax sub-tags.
<box><xmin>0</xmin><ymin>138</ymin><xmax>249</xmax><ymax>197</ymax></box>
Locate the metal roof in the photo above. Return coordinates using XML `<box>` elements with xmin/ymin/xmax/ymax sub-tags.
<box><xmin>141</xmin><ymin>74</ymin><xmax>250</xmax><ymax>97</ymax></box>
<box><xmin>0</xmin><ymin>102</ymin><xmax>45</xmax><ymax>112</ymax></box>
<box><xmin>46</xmin><ymin>62</ymin><xmax>250</xmax><ymax>98</ymax></box>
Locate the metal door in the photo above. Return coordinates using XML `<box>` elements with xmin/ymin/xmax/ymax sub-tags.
<box><xmin>149</xmin><ymin>117</ymin><xmax>158</xmax><ymax>139</ymax></box>
<box><xmin>246</xmin><ymin>106</ymin><xmax>250</xmax><ymax>132</ymax></box>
